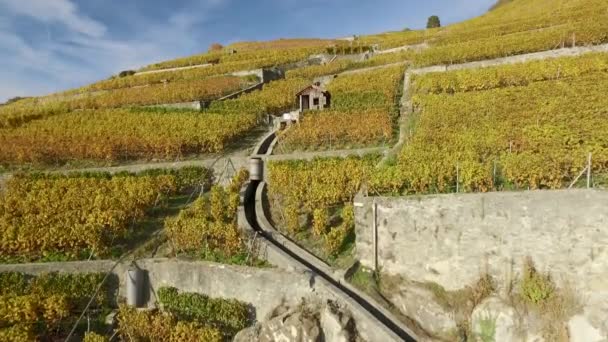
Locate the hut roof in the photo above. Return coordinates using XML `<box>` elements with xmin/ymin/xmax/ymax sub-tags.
<box><xmin>295</xmin><ymin>83</ymin><xmax>327</xmax><ymax>96</ymax></box>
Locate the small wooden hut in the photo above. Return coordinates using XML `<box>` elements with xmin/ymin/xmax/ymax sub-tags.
<box><xmin>295</xmin><ymin>83</ymin><xmax>331</xmax><ymax>111</ymax></box>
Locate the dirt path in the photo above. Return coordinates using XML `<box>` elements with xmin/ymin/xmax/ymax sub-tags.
<box><xmin>337</xmin><ymin>61</ymin><xmax>409</xmax><ymax>76</ymax></box>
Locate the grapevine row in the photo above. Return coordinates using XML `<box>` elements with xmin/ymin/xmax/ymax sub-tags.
<box><xmin>276</xmin><ymin>110</ymin><xmax>393</xmax><ymax>153</ymax></box>
<box><xmin>64</xmin><ymin>75</ymin><xmax>250</xmax><ymax>109</ymax></box>
<box><xmin>0</xmin><ymin>272</ymin><xmax>114</xmax><ymax>341</ymax></box>
<box><xmin>0</xmin><ymin>75</ymin><xmax>251</xmax><ymax>129</ymax></box>
<box><xmin>326</xmin><ymin>64</ymin><xmax>405</xmax><ymax>112</ymax></box>
<box><xmin>267</xmin><ymin>155</ymin><xmax>379</xmax><ymax>255</ymax></box>
<box><xmin>0</xmin><ymin>170</ymin><xmax>207</xmax><ymax>260</ymax></box>
<box><xmin>285</xmin><ymin>53</ymin><xmax>410</xmax><ymax>80</ymax></box>
<box><xmin>0</xmin><ymin>79</ymin><xmax>307</xmax><ymax>167</ymax></box>
<box><xmin>227</xmin><ymin>38</ymin><xmax>335</xmax><ymax>52</ymax></box>
<box><xmin>0</xmin><ymin>109</ymin><xmax>259</xmax><ymax>166</ymax></box>
<box><xmin>0</xmin><ymin>271</ymin><xmax>250</xmax><ymax>341</ymax></box>
<box><xmin>381</xmin><ymin>70</ymin><xmax>608</xmax><ymax>194</ymax></box>
<box><xmin>77</xmin><ymin>65</ymin><xmax>261</xmax><ymax>92</ymax></box>
<box><xmin>411</xmin><ymin>20</ymin><xmax>608</xmax><ymax>66</ymax></box>
<box><xmin>207</xmin><ymin>77</ymin><xmax>310</xmax><ymax>115</ymax></box>
<box><xmin>412</xmin><ymin>52</ymin><xmax>608</xmax><ymax>94</ymax></box>
<box><xmin>165</xmin><ymin>169</ymin><xmax>251</xmax><ymax>263</ymax></box>
<box><xmin>141</xmin><ymin>45</ymin><xmax>326</xmax><ymax>72</ymax></box>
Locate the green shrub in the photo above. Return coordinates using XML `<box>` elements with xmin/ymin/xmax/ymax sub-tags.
<box><xmin>0</xmin><ymin>324</ymin><xmax>35</xmax><ymax>342</ymax></box>
<box><xmin>341</xmin><ymin>205</ymin><xmax>355</xmax><ymax>228</ymax></box>
<box><xmin>83</xmin><ymin>332</ymin><xmax>109</xmax><ymax>342</ymax></box>
<box><xmin>520</xmin><ymin>258</ymin><xmax>554</xmax><ymax>305</ymax></box>
<box><xmin>0</xmin><ymin>272</ymin><xmax>29</xmax><ymax>295</ymax></box>
<box><xmin>324</xmin><ymin>225</ymin><xmax>349</xmax><ymax>256</ymax></box>
<box><xmin>118</xmin><ymin>70</ymin><xmax>136</xmax><ymax>78</ymax></box>
<box><xmin>427</xmin><ymin>15</ymin><xmax>441</xmax><ymax>29</ymax></box>
<box><xmin>157</xmin><ymin>287</ymin><xmax>250</xmax><ymax>337</ymax></box>
<box><xmin>285</xmin><ymin>202</ymin><xmax>301</xmax><ymax>233</ymax></box>
<box><xmin>29</xmin><ymin>272</ymin><xmax>114</xmax><ymax>310</ymax></box>
<box><xmin>117</xmin><ymin>306</ymin><xmax>222</xmax><ymax>342</ymax></box>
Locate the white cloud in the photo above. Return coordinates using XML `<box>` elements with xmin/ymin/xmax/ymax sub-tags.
<box><xmin>168</xmin><ymin>0</ymin><xmax>230</xmax><ymax>30</ymax></box>
<box><xmin>0</xmin><ymin>0</ymin><xmax>235</xmax><ymax>102</ymax></box>
<box><xmin>0</xmin><ymin>0</ymin><xmax>107</xmax><ymax>37</ymax></box>
<box><xmin>0</xmin><ymin>31</ymin><xmax>41</xmax><ymax>63</ymax></box>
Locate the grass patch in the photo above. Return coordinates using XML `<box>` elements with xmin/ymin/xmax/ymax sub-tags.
<box><xmin>418</xmin><ymin>273</ymin><xmax>495</xmax><ymax>339</ymax></box>
<box><xmin>117</xmin><ymin>194</ymin><xmax>194</xmax><ymax>255</ymax></box>
<box><xmin>476</xmin><ymin>314</ymin><xmax>497</xmax><ymax>342</ymax></box>
<box><xmin>196</xmin><ymin>248</ymin><xmax>271</xmax><ymax>268</ymax></box>
<box><xmin>593</xmin><ymin>172</ymin><xmax>608</xmax><ymax>189</ymax></box>
<box><xmin>512</xmin><ymin>258</ymin><xmax>582</xmax><ymax>341</ymax></box>
<box><xmin>348</xmin><ymin>264</ymin><xmax>380</xmax><ymax>294</ymax></box>
<box><xmin>421</xmin><ymin>273</ymin><xmax>495</xmax><ymax>317</ymax></box>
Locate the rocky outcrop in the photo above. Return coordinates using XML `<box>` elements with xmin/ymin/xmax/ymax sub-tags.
<box><xmin>471</xmin><ymin>297</ymin><xmax>521</xmax><ymax>341</ymax></box>
<box><xmin>568</xmin><ymin>315</ymin><xmax>604</xmax><ymax>342</ymax></box>
<box><xmin>234</xmin><ymin>299</ymin><xmax>363</xmax><ymax>342</ymax></box>
<box><xmin>386</xmin><ymin>285</ymin><xmax>457</xmax><ymax>339</ymax></box>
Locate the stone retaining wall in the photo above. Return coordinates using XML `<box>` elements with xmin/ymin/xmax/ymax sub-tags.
<box><xmin>0</xmin><ymin>258</ymin><xmax>319</xmax><ymax>320</ymax></box>
<box><xmin>354</xmin><ymin>189</ymin><xmax>608</xmax><ymax>335</ymax></box>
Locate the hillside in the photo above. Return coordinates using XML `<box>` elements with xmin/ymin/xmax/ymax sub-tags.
<box><xmin>3</xmin><ymin>0</ymin><xmax>602</xmax><ymax>188</ymax></box>
<box><xmin>490</xmin><ymin>0</ymin><xmax>515</xmax><ymax>10</ymax></box>
<box><xmin>0</xmin><ymin>0</ymin><xmax>605</xmax><ymax>170</ymax></box>
<box><xmin>1</xmin><ymin>0</ymin><xmax>607</xmax><ymax>340</ymax></box>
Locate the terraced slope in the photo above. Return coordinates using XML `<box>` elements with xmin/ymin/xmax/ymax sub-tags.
<box><xmin>140</xmin><ymin>38</ymin><xmax>334</xmax><ymax>72</ymax></box>
<box><xmin>0</xmin><ymin>75</ymin><xmax>254</xmax><ymax>129</ymax></box>
<box><xmin>2</xmin><ymin>0</ymin><xmax>605</xmax><ymax>178</ymax></box>
<box><xmin>276</xmin><ymin>65</ymin><xmax>405</xmax><ymax>152</ymax></box>
<box><xmin>363</xmin><ymin>0</ymin><xmax>608</xmax><ymax>65</ymax></box>
<box><xmin>371</xmin><ymin>52</ymin><xmax>608</xmax><ymax>194</ymax></box>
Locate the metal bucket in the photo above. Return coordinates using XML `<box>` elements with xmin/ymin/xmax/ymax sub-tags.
<box><xmin>126</xmin><ymin>266</ymin><xmax>144</xmax><ymax>307</ymax></box>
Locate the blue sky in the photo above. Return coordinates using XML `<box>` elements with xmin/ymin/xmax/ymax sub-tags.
<box><xmin>0</xmin><ymin>0</ymin><xmax>495</xmax><ymax>102</ymax></box>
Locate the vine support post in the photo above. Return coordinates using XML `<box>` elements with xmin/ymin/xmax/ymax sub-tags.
<box><xmin>587</xmin><ymin>153</ymin><xmax>592</xmax><ymax>189</ymax></box>
<box><xmin>372</xmin><ymin>200</ymin><xmax>378</xmax><ymax>273</ymax></box>
<box><xmin>493</xmin><ymin>161</ymin><xmax>497</xmax><ymax>188</ymax></box>
<box><xmin>456</xmin><ymin>163</ymin><xmax>460</xmax><ymax>193</ymax></box>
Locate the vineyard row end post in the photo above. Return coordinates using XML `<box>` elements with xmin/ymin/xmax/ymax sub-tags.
<box><xmin>372</xmin><ymin>199</ymin><xmax>378</xmax><ymax>273</ymax></box>
<box><xmin>587</xmin><ymin>152</ymin><xmax>592</xmax><ymax>189</ymax></box>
